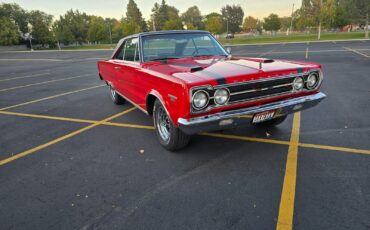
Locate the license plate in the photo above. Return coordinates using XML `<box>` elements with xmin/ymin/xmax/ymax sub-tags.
<box><xmin>252</xmin><ymin>110</ymin><xmax>275</xmax><ymax>124</ymax></box>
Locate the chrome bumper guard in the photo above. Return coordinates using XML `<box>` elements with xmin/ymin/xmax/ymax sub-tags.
<box><xmin>178</xmin><ymin>92</ymin><xmax>326</xmax><ymax>135</ymax></box>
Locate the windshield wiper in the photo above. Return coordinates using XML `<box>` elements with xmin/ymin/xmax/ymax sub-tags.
<box><xmin>193</xmin><ymin>54</ymin><xmax>227</xmax><ymax>58</ymax></box>
<box><xmin>150</xmin><ymin>57</ymin><xmax>180</xmax><ymax>62</ymax></box>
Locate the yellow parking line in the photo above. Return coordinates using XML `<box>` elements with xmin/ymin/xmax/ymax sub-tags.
<box><xmin>0</xmin><ymin>110</ymin><xmax>97</xmax><ymax>124</ymax></box>
<box><xmin>0</xmin><ymin>74</ymin><xmax>92</xmax><ymax>92</ymax></box>
<box><xmin>299</xmin><ymin>143</ymin><xmax>370</xmax><ymax>155</ymax></box>
<box><xmin>0</xmin><ymin>85</ymin><xmax>104</xmax><ymax>111</ymax></box>
<box><xmin>343</xmin><ymin>47</ymin><xmax>369</xmax><ymax>58</ymax></box>
<box><xmin>0</xmin><ymin>72</ymin><xmax>50</xmax><ymax>82</ymax></box>
<box><xmin>0</xmin><ymin>110</ymin><xmax>369</xmax><ymax>156</ymax></box>
<box><xmin>201</xmin><ymin>132</ymin><xmax>290</xmax><ymax>146</ymax></box>
<box><xmin>103</xmin><ymin>121</ymin><xmax>155</xmax><ymax>130</ymax></box>
<box><xmin>276</xmin><ymin>112</ymin><xmax>300</xmax><ymax>230</ymax></box>
<box><xmin>0</xmin><ymin>107</ymin><xmax>136</xmax><ymax>166</ymax></box>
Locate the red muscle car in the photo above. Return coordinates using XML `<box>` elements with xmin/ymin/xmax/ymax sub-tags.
<box><xmin>97</xmin><ymin>30</ymin><xmax>326</xmax><ymax>150</ymax></box>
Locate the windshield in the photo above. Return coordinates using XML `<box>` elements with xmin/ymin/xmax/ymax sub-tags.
<box><xmin>141</xmin><ymin>33</ymin><xmax>228</xmax><ymax>62</ymax></box>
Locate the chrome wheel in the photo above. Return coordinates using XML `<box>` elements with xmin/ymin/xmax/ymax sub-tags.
<box><xmin>156</xmin><ymin>106</ymin><xmax>171</xmax><ymax>142</ymax></box>
<box><xmin>110</xmin><ymin>86</ymin><xmax>116</xmax><ymax>100</ymax></box>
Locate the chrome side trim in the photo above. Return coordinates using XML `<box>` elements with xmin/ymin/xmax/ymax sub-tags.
<box><xmin>115</xmin><ymin>90</ymin><xmax>148</xmax><ymax>115</ymax></box>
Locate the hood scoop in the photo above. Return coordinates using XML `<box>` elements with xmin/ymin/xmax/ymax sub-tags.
<box><xmin>259</xmin><ymin>59</ymin><xmax>275</xmax><ymax>69</ymax></box>
<box><xmin>169</xmin><ymin>63</ymin><xmax>204</xmax><ymax>72</ymax></box>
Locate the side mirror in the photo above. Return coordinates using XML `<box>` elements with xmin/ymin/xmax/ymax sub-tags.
<box><xmin>226</xmin><ymin>47</ymin><xmax>231</xmax><ymax>54</ymax></box>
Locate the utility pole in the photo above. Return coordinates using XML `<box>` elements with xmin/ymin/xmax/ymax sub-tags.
<box><xmin>288</xmin><ymin>3</ymin><xmax>295</xmax><ymax>36</ymax></box>
<box><xmin>29</xmin><ymin>36</ymin><xmax>33</xmax><ymax>51</ymax></box>
<box><xmin>108</xmin><ymin>21</ymin><xmax>112</xmax><ymax>46</ymax></box>
<box><xmin>366</xmin><ymin>12</ymin><xmax>369</xmax><ymax>39</ymax></box>
<box><xmin>152</xmin><ymin>15</ymin><xmax>156</xmax><ymax>31</ymax></box>
<box><xmin>227</xmin><ymin>20</ymin><xmax>229</xmax><ymax>34</ymax></box>
<box><xmin>318</xmin><ymin>0</ymin><xmax>323</xmax><ymax>40</ymax></box>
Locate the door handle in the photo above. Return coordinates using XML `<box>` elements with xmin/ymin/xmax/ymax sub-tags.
<box><xmin>114</xmin><ymin>66</ymin><xmax>121</xmax><ymax>70</ymax></box>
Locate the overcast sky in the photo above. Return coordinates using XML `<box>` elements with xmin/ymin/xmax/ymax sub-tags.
<box><xmin>2</xmin><ymin>0</ymin><xmax>302</xmax><ymax>20</ymax></box>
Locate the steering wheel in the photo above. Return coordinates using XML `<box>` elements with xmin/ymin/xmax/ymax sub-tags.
<box><xmin>192</xmin><ymin>48</ymin><xmax>212</xmax><ymax>56</ymax></box>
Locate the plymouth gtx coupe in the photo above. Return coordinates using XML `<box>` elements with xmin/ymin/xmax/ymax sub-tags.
<box><xmin>97</xmin><ymin>30</ymin><xmax>326</xmax><ymax>150</ymax></box>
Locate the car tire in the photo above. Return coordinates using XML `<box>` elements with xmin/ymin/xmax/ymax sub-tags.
<box><xmin>153</xmin><ymin>100</ymin><xmax>190</xmax><ymax>151</ymax></box>
<box><xmin>109</xmin><ymin>85</ymin><xmax>125</xmax><ymax>105</ymax></box>
<box><xmin>253</xmin><ymin>115</ymin><xmax>287</xmax><ymax>127</ymax></box>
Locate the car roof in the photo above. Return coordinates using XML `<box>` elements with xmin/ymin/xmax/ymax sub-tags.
<box><xmin>112</xmin><ymin>30</ymin><xmax>213</xmax><ymax>59</ymax></box>
<box><xmin>122</xmin><ymin>30</ymin><xmax>210</xmax><ymax>40</ymax></box>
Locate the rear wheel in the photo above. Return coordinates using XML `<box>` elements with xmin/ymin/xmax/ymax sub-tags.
<box><xmin>253</xmin><ymin>115</ymin><xmax>287</xmax><ymax>127</ymax></box>
<box><xmin>153</xmin><ymin>100</ymin><xmax>190</xmax><ymax>151</ymax></box>
<box><xmin>109</xmin><ymin>85</ymin><xmax>125</xmax><ymax>105</ymax></box>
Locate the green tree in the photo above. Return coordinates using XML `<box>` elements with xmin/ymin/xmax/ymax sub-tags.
<box><xmin>53</xmin><ymin>17</ymin><xmax>74</xmax><ymax>45</ymax></box>
<box><xmin>28</xmin><ymin>10</ymin><xmax>53</xmax><ymax>46</ymax></box>
<box><xmin>0</xmin><ymin>17</ymin><xmax>20</xmax><ymax>45</ymax></box>
<box><xmin>156</xmin><ymin>0</ymin><xmax>169</xmax><ymax>30</ymax></box>
<box><xmin>185</xmin><ymin>23</ymin><xmax>197</xmax><ymax>30</ymax></box>
<box><xmin>64</xmin><ymin>10</ymin><xmax>90</xmax><ymax>44</ymax></box>
<box><xmin>151</xmin><ymin>1</ymin><xmax>183</xmax><ymax>31</ymax></box>
<box><xmin>321</xmin><ymin>0</ymin><xmax>337</xmax><ymax>28</ymax></box>
<box><xmin>112</xmin><ymin>20</ymin><xmax>124</xmax><ymax>41</ymax></box>
<box><xmin>0</xmin><ymin>3</ymin><xmax>28</xmax><ymax>34</ymax></box>
<box><xmin>122</xmin><ymin>19</ymin><xmax>141</xmax><ymax>36</ymax></box>
<box><xmin>221</xmin><ymin>4</ymin><xmax>244</xmax><ymax>34</ymax></box>
<box><xmin>280</xmin><ymin>16</ymin><xmax>292</xmax><ymax>32</ymax></box>
<box><xmin>181</xmin><ymin>6</ymin><xmax>204</xmax><ymax>29</ymax></box>
<box><xmin>243</xmin><ymin>16</ymin><xmax>258</xmax><ymax>33</ymax></box>
<box><xmin>295</xmin><ymin>0</ymin><xmax>321</xmax><ymax>30</ymax></box>
<box><xmin>126</xmin><ymin>0</ymin><xmax>147</xmax><ymax>31</ymax></box>
<box><xmin>342</xmin><ymin>0</ymin><xmax>369</xmax><ymax>38</ymax></box>
<box><xmin>205</xmin><ymin>12</ymin><xmax>222</xmax><ymax>20</ymax></box>
<box><xmin>205</xmin><ymin>14</ymin><xmax>223</xmax><ymax>35</ymax></box>
<box><xmin>163</xmin><ymin>19</ymin><xmax>183</xmax><ymax>30</ymax></box>
<box><xmin>150</xmin><ymin>3</ymin><xmax>161</xmax><ymax>31</ymax></box>
<box><xmin>263</xmin><ymin>13</ymin><xmax>282</xmax><ymax>34</ymax></box>
<box><xmin>88</xmin><ymin>16</ymin><xmax>107</xmax><ymax>43</ymax></box>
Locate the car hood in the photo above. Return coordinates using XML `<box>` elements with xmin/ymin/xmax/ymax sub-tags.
<box><xmin>143</xmin><ymin>57</ymin><xmax>319</xmax><ymax>86</ymax></box>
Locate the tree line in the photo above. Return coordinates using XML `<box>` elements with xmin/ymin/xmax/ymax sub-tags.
<box><xmin>0</xmin><ymin>0</ymin><xmax>368</xmax><ymax>47</ymax></box>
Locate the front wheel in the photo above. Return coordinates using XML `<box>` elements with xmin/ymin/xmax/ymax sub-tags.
<box><xmin>153</xmin><ymin>100</ymin><xmax>190</xmax><ymax>151</ymax></box>
<box><xmin>109</xmin><ymin>85</ymin><xmax>125</xmax><ymax>105</ymax></box>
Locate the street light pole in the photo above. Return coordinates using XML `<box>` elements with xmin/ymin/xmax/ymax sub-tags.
<box><xmin>289</xmin><ymin>3</ymin><xmax>295</xmax><ymax>36</ymax></box>
<box><xmin>318</xmin><ymin>0</ymin><xmax>323</xmax><ymax>40</ymax></box>
<box><xmin>29</xmin><ymin>36</ymin><xmax>33</xmax><ymax>51</ymax></box>
<box><xmin>108</xmin><ymin>22</ymin><xmax>112</xmax><ymax>46</ymax></box>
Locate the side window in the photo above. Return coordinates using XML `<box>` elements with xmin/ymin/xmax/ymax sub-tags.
<box><xmin>124</xmin><ymin>38</ymin><xmax>140</xmax><ymax>62</ymax></box>
<box><xmin>115</xmin><ymin>41</ymin><xmax>126</xmax><ymax>60</ymax></box>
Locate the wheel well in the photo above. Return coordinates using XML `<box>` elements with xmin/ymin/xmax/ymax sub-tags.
<box><xmin>146</xmin><ymin>94</ymin><xmax>157</xmax><ymax>116</ymax></box>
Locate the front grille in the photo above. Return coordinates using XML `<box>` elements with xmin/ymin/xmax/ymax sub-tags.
<box><xmin>190</xmin><ymin>72</ymin><xmax>317</xmax><ymax>114</ymax></box>
<box><xmin>227</xmin><ymin>76</ymin><xmax>296</xmax><ymax>103</ymax></box>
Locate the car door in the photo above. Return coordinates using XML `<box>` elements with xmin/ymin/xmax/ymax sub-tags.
<box><xmin>113</xmin><ymin>37</ymin><xmax>142</xmax><ymax>106</ymax></box>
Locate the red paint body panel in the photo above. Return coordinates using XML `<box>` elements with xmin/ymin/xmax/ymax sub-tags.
<box><xmin>97</xmin><ymin>56</ymin><xmax>322</xmax><ymax>127</ymax></box>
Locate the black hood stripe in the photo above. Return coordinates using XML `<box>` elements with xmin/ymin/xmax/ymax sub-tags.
<box><xmin>199</xmin><ymin>70</ymin><xmax>227</xmax><ymax>85</ymax></box>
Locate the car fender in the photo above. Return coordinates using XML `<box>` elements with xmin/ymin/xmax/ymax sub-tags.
<box><xmin>146</xmin><ymin>89</ymin><xmax>178</xmax><ymax>127</ymax></box>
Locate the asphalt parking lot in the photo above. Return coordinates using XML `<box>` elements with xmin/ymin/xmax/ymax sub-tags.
<box><xmin>0</xmin><ymin>40</ymin><xmax>369</xmax><ymax>230</ymax></box>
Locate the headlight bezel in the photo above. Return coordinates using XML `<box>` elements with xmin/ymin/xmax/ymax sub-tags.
<box><xmin>306</xmin><ymin>72</ymin><xmax>320</xmax><ymax>90</ymax></box>
<box><xmin>191</xmin><ymin>90</ymin><xmax>210</xmax><ymax>110</ymax></box>
<box><xmin>292</xmin><ymin>76</ymin><xmax>305</xmax><ymax>92</ymax></box>
<box><xmin>214</xmin><ymin>88</ymin><xmax>230</xmax><ymax>105</ymax></box>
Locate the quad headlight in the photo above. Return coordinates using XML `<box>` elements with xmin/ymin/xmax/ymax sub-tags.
<box><xmin>306</xmin><ymin>72</ymin><xmax>319</xmax><ymax>89</ymax></box>
<box><xmin>192</xmin><ymin>90</ymin><xmax>209</xmax><ymax>109</ymax></box>
<box><xmin>214</xmin><ymin>88</ymin><xmax>230</xmax><ymax>105</ymax></box>
<box><xmin>293</xmin><ymin>77</ymin><xmax>304</xmax><ymax>91</ymax></box>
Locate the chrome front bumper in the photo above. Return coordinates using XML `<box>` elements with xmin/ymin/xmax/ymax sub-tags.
<box><xmin>178</xmin><ymin>92</ymin><xmax>326</xmax><ymax>135</ymax></box>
